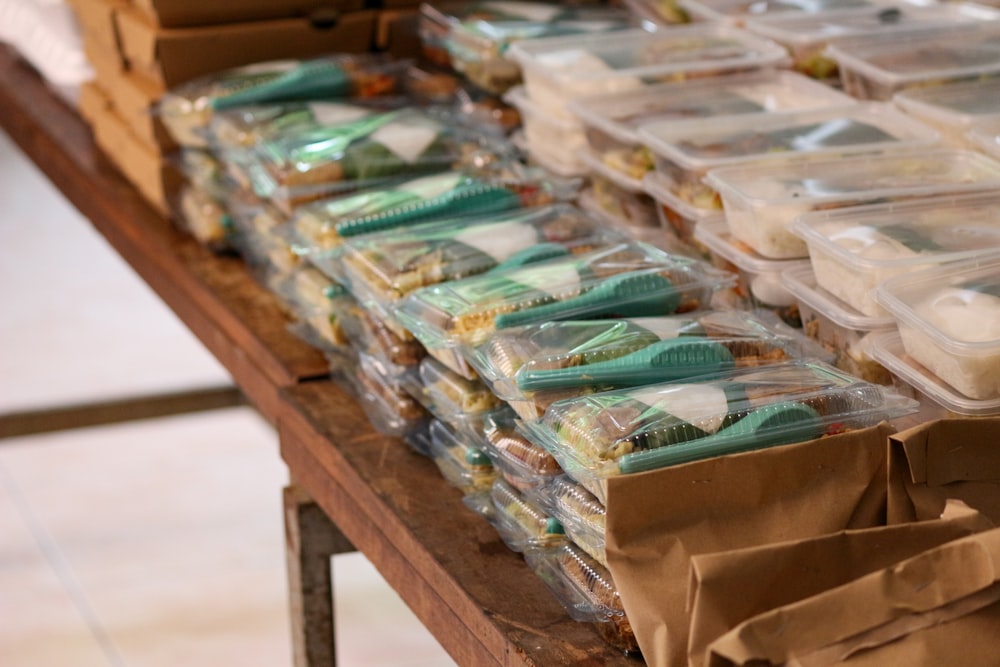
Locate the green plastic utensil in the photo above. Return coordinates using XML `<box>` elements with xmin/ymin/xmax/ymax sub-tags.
<box><xmin>488</xmin><ymin>243</ymin><xmax>571</xmax><ymax>273</ymax></box>
<box><xmin>210</xmin><ymin>61</ymin><xmax>353</xmax><ymax>111</ymax></box>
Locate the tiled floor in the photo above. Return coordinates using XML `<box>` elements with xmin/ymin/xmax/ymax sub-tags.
<box><xmin>0</xmin><ymin>128</ymin><xmax>457</xmax><ymax>666</ymax></box>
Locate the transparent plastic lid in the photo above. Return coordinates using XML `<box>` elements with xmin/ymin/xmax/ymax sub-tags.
<box><xmin>640</xmin><ymin>103</ymin><xmax>938</xmax><ymax>172</ymax></box>
<box><xmin>428</xmin><ymin>419</ymin><xmax>496</xmax><ymax>492</ymax></box>
<box><xmin>569</xmin><ymin>69</ymin><xmax>855</xmax><ymax>146</ymax></box>
<box><xmin>705</xmin><ymin>149</ymin><xmax>1000</xmax><ymax>209</ymax></box>
<box><xmin>486</xmin><ymin>478</ymin><xmax>566</xmax><ymax>551</ymax></box>
<box><xmin>353</xmin><ymin>353</ymin><xmax>430</xmax><ymax>436</ymax></box>
<box><xmin>875</xmin><ymin>254</ymin><xmax>1000</xmax><ymax>355</ymax></box>
<box><xmin>468</xmin><ymin>310</ymin><xmax>828</xmax><ymax>402</ymax></box>
<box><xmin>520</xmin><ymin>360</ymin><xmax>917</xmax><ymax>488</ymax></box>
<box><xmin>679</xmin><ymin>0</ymin><xmax>930</xmax><ymax>23</ymax></box>
<box><xmin>419</xmin><ymin>355</ymin><xmax>501</xmax><ymax>416</ymax></box>
<box><xmin>394</xmin><ymin>242</ymin><xmax>736</xmax><ymax>348</ymax></box>
<box><xmin>528</xmin><ymin>542</ymin><xmax>627</xmax><ymax>621</ymax></box>
<box><xmin>695</xmin><ymin>217</ymin><xmax>806</xmax><ymax>275</ymax></box>
<box><xmin>508</xmin><ymin>25</ymin><xmax>790</xmax><ymax>88</ymax></box>
<box><xmin>894</xmin><ymin>78</ymin><xmax>1000</xmax><ymax>130</ymax></box>
<box><xmin>483</xmin><ymin>408</ymin><xmax>564</xmax><ymax>489</ymax></box>
<box><xmin>333</xmin><ymin>204</ymin><xmax>617</xmax><ymax>312</ymax></box>
<box><xmin>545</xmin><ymin>475</ymin><xmax>608</xmax><ymax>567</ymax></box>
<box><xmin>642</xmin><ymin>171</ymin><xmax>729</xmax><ymax>223</ymax></box>
<box><xmin>782</xmin><ymin>264</ymin><xmax>896</xmax><ymax>331</ymax></box>
<box><xmin>968</xmin><ymin>116</ymin><xmax>1000</xmax><ymax>161</ymax></box>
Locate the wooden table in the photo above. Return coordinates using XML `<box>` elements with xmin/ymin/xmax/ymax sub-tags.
<box><xmin>0</xmin><ymin>47</ymin><xmax>640</xmax><ymax>667</ymax></box>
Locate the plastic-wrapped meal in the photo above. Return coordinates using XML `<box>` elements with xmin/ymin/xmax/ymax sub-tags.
<box><xmin>352</xmin><ymin>353</ymin><xmax>430</xmax><ymax>438</ymax></box>
<box><xmin>705</xmin><ymin>149</ymin><xmax>1000</xmax><ymax>259</ymax></box>
<box><xmin>876</xmin><ymin>256</ymin><xmax>1000</xmax><ymax>401</ymax></box>
<box><xmin>428</xmin><ymin>419</ymin><xmax>497</xmax><ymax>493</ymax></box>
<box><xmin>394</xmin><ymin>242</ymin><xmax>736</xmax><ymax>363</ymax></box>
<box><xmin>158</xmin><ymin>54</ymin><xmax>411</xmax><ymax>147</ymax></box>
<box><xmin>679</xmin><ymin>0</ymin><xmax>917</xmax><ymax>24</ymax></box>
<box><xmin>545</xmin><ymin>476</ymin><xmax>608</xmax><ymax>568</ymax></box>
<box><xmin>176</xmin><ymin>185</ymin><xmax>232</xmax><ymax>251</ymax></box>
<box><xmin>521</xmin><ymin>360</ymin><xmax>917</xmax><ymax>503</ymax></box>
<box><xmin>483</xmin><ymin>408</ymin><xmax>563</xmax><ymax>500</ymax></box>
<box><xmin>273</xmin><ymin>267</ymin><xmax>355</xmax><ymax>350</ymax></box>
<box><xmin>894</xmin><ymin>78</ymin><xmax>1000</xmax><ymax>149</ymax></box>
<box><xmin>471</xmin><ymin>478</ymin><xmax>566</xmax><ymax>553</ymax></box>
<box><xmin>791</xmin><ymin>193</ymin><xmax>1000</xmax><ymax>318</ymax></box>
<box><xmin>419</xmin><ymin>355</ymin><xmax>500</xmax><ymax>417</ymax></box>
<box><xmin>468</xmin><ymin>310</ymin><xmax>827</xmax><ymax>421</ymax></box>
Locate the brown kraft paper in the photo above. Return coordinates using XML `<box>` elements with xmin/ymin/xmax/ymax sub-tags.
<box><xmin>888</xmin><ymin>417</ymin><xmax>1000</xmax><ymax>524</ymax></box>
<box><xmin>604</xmin><ymin>423</ymin><xmax>893</xmax><ymax>667</ymax></box>
<box><xmin>687</xmin><ymin>500</ymin><xmax>993</xmax><ymax>667</ymax></box>
<box><xmin>706</xmin><ymin>526</ymin><xmax>1000</xmax><ymax>667</ymax></box>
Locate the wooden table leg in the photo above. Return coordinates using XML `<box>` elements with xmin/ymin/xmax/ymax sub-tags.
<box><xmin>284</xmin><ymin>485</ymin><xmax>355</xmax><ymax>667</ymax></box>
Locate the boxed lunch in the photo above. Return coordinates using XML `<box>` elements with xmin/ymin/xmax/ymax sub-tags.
<box><xmin>894</xmin><ymin>77</ymin><xmax>1000</xmax><ymax>148</ymax></box>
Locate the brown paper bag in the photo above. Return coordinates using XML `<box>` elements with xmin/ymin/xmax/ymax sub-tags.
<box><xmin>706</xmin><ymin>526</ymin><xmax>1000</xmax><ymax>667</ymax></box>
<box><xmin>888</xmin><ymin>418</ymin><xmax>1000</xmax><ymax>524</ymax></box>
<box><xmin>687</xmin><ymin>501</ymin><xmax>993</xmax><ymax>667</ymax></box>
<box><xmin>604</xmin><ymin>423</ymin><xmax>893</xmax><ymax>667</ymax></box>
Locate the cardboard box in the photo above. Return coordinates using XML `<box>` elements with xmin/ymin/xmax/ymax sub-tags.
<box><xmin>82</xmin><ymin>36</ymin><xmax>126</xmax><ymax>86</ymax></box>
<box><xmin>105</xmin><ymin>69</ymin><xmax>177</xmax><ymax>151</ymax></box>
<box><xmin>376</xmin><ymin>9</ymin><xmax>422</xmax><ymax>59</ymax></box>
<box><xmin>129</xmin><ymin>0</ymin><xmax>366</xmax><ymax>28</ymax></box>
<box><xmin>68</xmin><ymin>0</ymin><xmax>126</xmax><ymax>53</ymax></box>
<box><xmin>77</xmin><ymin>81</ymin><xmax>112</xmax><ymax>125</ymax></box>
<box><xmin>114</xmin><ymin>8</ymin><xmax>379</xmax><ymax>89</ymax></box>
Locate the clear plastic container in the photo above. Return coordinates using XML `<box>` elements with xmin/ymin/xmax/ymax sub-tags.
<box><xmin>827</xmin><ymin>24</ymin><xmax>1000</xmax><ymax>101</ymax></box>
<box><xmin>507</xmin><ymin>25</ymin><xmax>791</xmax><ymax>120</ymax></box>
<box><xmin>679</xmin><ymin>0</ymin><xmax>932</xmax><ymax>25</ymax></box>
<box><xmin>428</xmin><ymin>419</ymin><xmax>498</xmax><ymax>493</ymax></box>
<box><xmin>894</xmin><ymin>78</ymin><xmax>1000</xmax><ymax>149</ymax></box>
<box><xmin>175</xmin><ymin>185</ymin><xmax>233</xmax><ymax>252</ymax></box>
<box><xmin>790</xmin><ymin>193</ymin><xmax>1000</xmax><ymax>318</ymax></box>
<box><xmin>694</xmin><ymin>218</ymin><xmax>808</xmax><ymax>326</ymax></box>
<box><xmin>874</xmin><ymin>255</ymin><xmax>1000</xmax><ymax>401</ymax></box>
<box><xmin>576</xmin><ymin>188</ymin><xmax>679</xmax><ymax>255</ymax></box>
<box><xmin>744</xmin><ymin>3</ymin><xmax>1000</xmax><ymax>81</ymax></box>
<box><xmin>569</xmin><ymin>70</ymin><xmax>855</xmax><ymax>184</ymax></box>
<box><xmin>394</xmin><ymin>242</ymin><xmax>736</xmax><ymax>354</ymax></box>
<box><xmin>640</xmin><ymin>102</ymin><xmax>941</xmax><ymax>218</ymax></box>
<box><xmin>623</xmin><ymin>0</ymin><xmax>692</xmax><ymax>25</ymax></box>
<box><xmin>419</xmin><ymin>355</ymin><xmax>501</xmax><ymax>416</ymax></box>
<box><xmin>643</xmin><ymin>170</ymin><xmax>724</xmax><ymax>254</ymax></box>
<box><xmin>544</xmin><ymin>476</ymin><xmax>608</xmax><ymax>568</ymax></box>
<box><xmin>578</xmin><ymin>164</ymin><xmax>660</xmax><ymax>229</ymax></box>
<box><xmin>705</xmin><ymin>150</ymin><xmax>1000</xmax><ymax>260</ymax></box>
<box><xmin>468</xmin><ymin>310</ymin><xmax>830</xmax><ymax>422</ymax></box>
<box><xmin>332</xmin><ymin>204</ymin><xmax>616</xmax><ymax>320</ymax></box>
<box><xmin>521</xmin><ymin>359</ymin><xmax>916</xmax><ymax>503</ymax></box>
<box><xmin>868</xmin><ymin>330</ymin><xmax>1000</xmax><ymax>418</ymax></box>
<box><xmin>339</xmin><ymin>305</ymin><xmax>426</xmax><ymax>373</ymax></box>
<box><xmin>525</xmin><ymin>543</ymin><xmax>639</xmax><ymax>654</ymax></box>
<box><xmin>968</xmin><ymin>116</ymin><xmax>1000</xmax><ymax>161</ymax></box>
<box><xmin>483</xmin><ymin>409</ymin><xmax>564</xmax><ymax>501</ymax></box>
<box><xmin>503</xmin><ymin>86</ymin><xmax>588</xmax><ymax>172</ymax></box>
<box><xmin>476</xmin><ymin>478</ymin><xmax>566</xmax><ymax>553</ymax></box>
<box><xmin>353</xmin><ymin>352</ymin><xmax>431</xmax><ymax>438</ymax></box>
<box><xmin>782</xmin><ymin>264</ymin><xmax>895</xmax><ymax>385</ymax></box>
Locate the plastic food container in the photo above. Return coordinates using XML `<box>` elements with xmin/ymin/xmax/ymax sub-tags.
<box><xmin>226</xmin><ymin>198</ymin><xmax>300</xmax><ymax>280</ymax></box>
<box><xmin>476</xmin><ymin>478</ymin><xmax>566</xmax><ymax>553</ymax></box>
<box><xmin>640</xmin><ymin>103</ymin><xmax>940</xmax><ymax>218</ymax></box>
<box><xmin>544</xmin><ymin>476</ymin><xmax>608</xmax><ymax>568</ymax></box>
<box><xmin>868</xmin><ymin>330</ymin><xmax>1000</xmax><ymax>418</ymax></box>
<box><xmin>894</xmin><ymin>78</ymin><xmax>1000</xmax><ymax>149</ymax></box>
<box><xmin>569</xmin><ymin>70</ymin><xmax>855</xmax><ymax>184</ymax></box>
<box><xmin>504</xmin><ymin>86</ymin><xmax>588</xmax><ymax>174</ymax></box>
<box><xmin>706</xmin><ymin>150</ymin><xmax>1000</xmax><ymax>260</ymax></box>
<box><xmin>576</xmin><ymin>189</ymin><xmax>680</xmax><ymax>255</ymax></box>
<box><xmin>470</xmin><ymin>310</ymin><xmax>829</xmax><ymax>424</ymax></box>
<box><xmin>419</xmin><ymin>355</ymin><xmax>501</xmax><ymax>417</ymax></box>
<box><xmin>790</xmin><ymin>193</ymin><xmax>1000</xmax><ymax>318</ymax></box>
<box><xmin>333</xmin><ymin>204</ymin><xmax>615</xmax><ymax>321</ymax></box>
<box><xmin>525</xmin><ymin>543</ymin><xmax>639</xmax><ymax>653</ymax></box>
<box><xmin>483</xmin><ymin>409</ymin><xmax>564</xmax><ymax>502</ymax></box>
<box><xmin>827</xmin><ymin>24</ymin><xmax>1000</xmax><ymax>101</ymax></box>
<box><xmin>782</xmin><ymin>264</ymin><xmax>895</xmax><ymax>384</ymax></box>
<box><xmin>623</xmin><ymin>0</ymin><xmax>691</xmax><ymax>25</ymax></box>
<box><xmin>507</xmin><ymin>25</ymin><xmax>791</xmax><ymax>120</ymax></box>
<box><xmin>745</xmin><ymin>3</ymin><xmax>1000</xmax><ymax>81</ymax></box>
<box><xmin>339</xmin><ymin>305</ymin><xmax>426</xmax><ymax>375</ymax></box>
<box><xmin>643</xmin><ymin>170</ymin><xmax>724</xmax><ymax>255</ymax></box>
<box><xmin>875</xmin><ymin>255</ymin><xmax>1000</xmax><ymax>400</ymax></box>
<box><xmin>394</xmin><ymin>242</ymin><xmax>736</xmax><ymax>361</ymax></box>
<box><xmin>353</xmin><ymin>353</ymin><xmax>431</xmax><ymax>438</ymax></box>
<box><xmin>694</xmin><ymin>218</ymin><xmax>808</xmax><ymax>326</ymax></box>
<box><xmin>523</xmin><ymin>360</ymin><xmax>916</xmax><ymax>502</ymax></box>
<box><xmin>175</xmin><ymin>185</ymin><xmax>233</xmax><ymax>251</ymax></box>
<box><xmin>579</xmin><ymin>154</ymin><xmax>660</xmax><ymax>228</ymax></box>
<box><xmin>968</xmin><ymin>116</ymin><xmax>1000</xmax><ymax>161</ymax></box>
<box><xmin>428</xmin><ymin>419</ymin><xmax>497</xmax><ymax>493</ymax></box>
<box><xmin>682</xmin><ymin>0</ymin><xmax>935</xmax><ymax>23</ymax></box>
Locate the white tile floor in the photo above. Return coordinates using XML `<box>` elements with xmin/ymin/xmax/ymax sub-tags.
<box><xmin>0</xmin><ymin>129</ymin><xmax>457</xmax><ymax>666</ymax></box>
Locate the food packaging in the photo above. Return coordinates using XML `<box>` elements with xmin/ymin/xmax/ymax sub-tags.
<box><xmin>470</xmin><ymin>477</ymin><xmax>567</xmax><ymax>553</ymax></box>
<box><xmin>679</xmin><ymin>0</ymin><xmax>926</xmax><ymax>25</ymax></box>
<box><xmin>175</xmin><ymin>184</ymin><xmax>233</xmax><ymax>251</ymax></box>
<box><xmin>643</xmin><ymin>170</ymin><xmax>723</xmax><ymax>254</ymax></box>
<box><xmin>428</xmin><ymin>418</ymin><xmax>497</xmax><ymax>493</ymax></box>
<box><xmin>894</xmin><ymin>77</ymin><xmax>1000</xmax><ymax>148</ymax></box>
<box><xmin>544</xmin><ymin>475</ymin><xmax>609</xmax><ymax>568</ymax></box>
<box><xmin>482</xmin><ymin>408</ymin><xmax>564</xmax><ymax>502</ymax></box>
<box><xmin>353</xmin><ymin>352</ymin><xmax>431</xmax><ymax>438</ymax></box>
<box><xmin>968</xmin><ymin>115</ymin><xmax>1000</xmax><ymax>161</ymax></box>
<box><xmin>503</xmin><ymin>85</ymin><xmax>588</xmax><ymax>174</ymax></box>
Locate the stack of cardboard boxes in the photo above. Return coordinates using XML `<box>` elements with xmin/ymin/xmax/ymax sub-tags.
<box><xmin>69</xmin><ymin>0</ymin><xmax>417</xmax><ymax>215</ymax></box>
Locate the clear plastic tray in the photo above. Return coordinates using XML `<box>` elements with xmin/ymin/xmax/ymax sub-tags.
<box><xmin>394</xmin><ymin>241</ymin><xmax>736</xmax><ymax>352</ymax></box>
<box><xmin>521</xmin><ymin>359</ymin><xmax>916</xmax><ymax>503</ymax></box>
<box><xmin>968</xmin><ymin>116</ymin><xmax>1000</xmax><ymax>161</ymax></box>
<box><xmin>428</xmin><ymin>419</ymin><xmax>497</xmax><ymax>493</ymax></box>
<box><xmin>694</xmin><ymin>218</ymin><xmax>808</xmax><ymax>326</ymax></box>
<box><xmin>624</xmin><ymin>0</ymin><xmax>691</xmax><ymax>25</ymax></box>
<box><xmin>353</xmin><ymin>353</ymin><xmax>431</xmax><ymax>437</ymax></box>
<box><xmin>644</xmin><ymin>170</ymin><xmax>725</xmax><ymax>254</ymax></box>
<box><xmin>827</xmin><ymin>24</ymin><xmax>1000</xmax><ymax>101</ymax></box>
<box><xmin>745</xmin><ymin>3</ymin><xmax>1000</xmax><ymax>80</ymax></box>
<box><xmin>874</xmin><ymin>254</ymin><xmax>1000</xmax><ymax>400</ymax></box>
<box><xmin>790</xmin><ymin>192</ymin><xmax>1000</xmax><ymax>318</ymax></box>
<box><xmin>544</xmin><ymin>476</ymin><xmax>608</xmax><ymax>568</ymax></box>
<box><xmin>469</xmin><ymin>310</ymin><xmax>830</xmax><ymax>422</ymax></box>
<box><xmin>640</xmin><ymin>102</ymin><xmax>940</xmax><ymax>217</ymax></box>
<box><xmin>339</xmin><ymin>303</ymin><xmax>426</xmax><ymax>373</ymax></box>
<box><xmin>782</xmin><ymin>264</ymin><xmax>896</xmax><ymax>385</ymax></box>
<box><xmin>507</xmin><ymin>25</ymin><xmax>790</xmax><ymax>120</ymax></box>
<box><xmin>477</xmin><ymin>478</ymin><xmax>566</xmax><ymax>553</ymax></box>
<box><xmin>158</xmin><ymin>55</ymin><xmax>411</xmax><ymax>148</ymax></box>
<box><xmin>503</xmin><ymin>86</ymin><xmax>588</xmax><ymax>171</ymax></box>
<box><xmin>868</xmin><ymin>330</ymin><xmax>1000</xmax><ymax>417</ymax></box>
<box><xmin>420</xmin><ymin>355</ymin><xmax>501</xmax><ymax>416</ymax></box>
<box><xmin>482</xmin><ymin>409</ymin><xmax>564</xmax><ymax>501</ymax></box>
<box><xmin>679</xmin><ymin>0</ymin><xmax>930</xmax><ymax>25</ymax></box>
<box><xmin>568</xmin><ymin>70</ymin><xmax>854</xmax><ymax>184</ymax></box>
<box><xmin>333</xmin><ymin>204</ymin><xmax>616</xmax><ymax>320</ymax></box>
<box><xmin>894</xmin><ymin>78</ymin><xmax>1000</xmax><ymax>149</ymax></box>
<box><xmin>578</xmin><ymin>164</ymin><xmax>660</xmax><ymax>230</ymax></box>
<box><xmin>705</xmin><ymin>149</ymin><xmax>1000</xmax><ymax>260</ymax></box>
<box><xmin>175</xmin><ymin>185</ymin><xmax>233</xmax><ymax>251</ymax></box>
<box><xmin>576</xmin><ymin>189</ymin><xmax>680</xmax><ymax>255</ymax></box>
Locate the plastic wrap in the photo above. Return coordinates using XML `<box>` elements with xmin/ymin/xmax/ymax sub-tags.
<box><xmin>894</xmin><ymin>78</ymin><xmax>1000</xmax><ymax>148</ymax></box>
<box><xmin>470</xmin><ymin>478</ymin><xmax>566</xmax><ymax>553</ymax></box>
<box><xmin>544</xmin><ymin>476</ymin><xmax>608</xmax><ymax>568</ymax></box>
<box><xmin>353</xmin><ymin>352</ymin><xmax>431</xmax><ymax>438</ymax></box>
<box><xmin>483</xmin><ymin>409</ymin><xmax>564</xmax><ymax>501</ymax></box>
<box><xmin>428</xmin><ymin>419</ymin><xmax>497</xmax><ymax>493</ymax></box>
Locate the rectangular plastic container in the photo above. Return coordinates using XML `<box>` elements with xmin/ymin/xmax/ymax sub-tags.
<box><xmin>790</xmin><ymin>193</ymin><xmax>1000</xmax><ymax>318</ymax></box>
<box><xmin>419</xmin><ymin>355</ymin><xmax>501</xmax><ymax>416</ymax></box>
<box><xmin>504</xmin><ymin>86</ymin><xmax>588</xmax><ymax>174</ymax></box>
<box><xmin>428</xmin><ymin>419</ymin><xmax>497</xmax><ymax>494</ymax></box>
<box><xmin>894</xmin><ymin>78</ymin><xmax>1000</xmax><ymax>149</ymax></box>
<box><xmin>744</xmin><ymin>3</ymin><xmax>1000</xmax><ymax>80</ymax></box>
<box><xmin>542</xmin><ymin>475</ymin><xmax>608</xmax><ymax>568</ymax></box>
<box><xmin>507</xmin><ymin>25</ymin><xmax>791</xmax><ymax>120</ymax></box>
<box><xmin>643</xmin><ymin>170</ymin><xmax>724</xmax><ymax>255</ymax></box>
<box><xmin>520</xmin><ymin>360</ymin><xmax>917</xmax><ymax>504</ymax></box>
<box><xmin>338</xmin><ymin>305</ymin><xmax>426</xmax><ymax>375</ymax></box>
<box><xmin>782</xmin><ymin>264</ymin><xmax>896</xmax><ymax>385</ymax></box>
<box><xmin>875</xmin><ymin>255</ymin><xmax>1000</xmax><ymax>400</ymax></box>
<box><xmin>705</xmin><ymin>150</ymin><xmax>1000</xmax><ymax>260</ymax></box>
<box><xmin>569</xmin><ymin>70</ymin><xmax>855</xmax><ymax>185</ymax></box>
<box><xmin>483</xmin><ymin>409</ymin><xmax>564</xmax><ymax>502</ymax></box>
<box><xmin>640</xmin><ymin>102</ymin><xmax>941</xmax><ymax>219</ymax></box>
<box><xmin>577</xmin><ymin>162</ymin><xmax>661</xmax><ymax>229</ymax></box>
<box><xmin>679</xmin><ymin>0</ymin><xmax>933</xmax><ymax>25</ymax></box>
<box><xmin>968</xmin><ymin>116</ymin><xmax>1000</xmax><ymax>161</ymax></box>
<box><xmin>576</xmin><ymin>188</ymin><xmax>680</xmax><ymax>255</ymax></box>
<box><xmin>694</xmin><ymin>218</ymin><xmax>808</xmax><ymax>327</ymax></box>
<box><xmin>827</xmin><ymin>24</ymin><xmax>1000</xmax><ymax>101</ymax></box>
<box><xmin>353</xmin><ymin>352</ymin><xmax>431</xmax><ymax>438</ymax></box>
<box><xmin>476</xmin><ymin>478</ymin><xmax>567</xmax><ymax>553</ymax></box>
